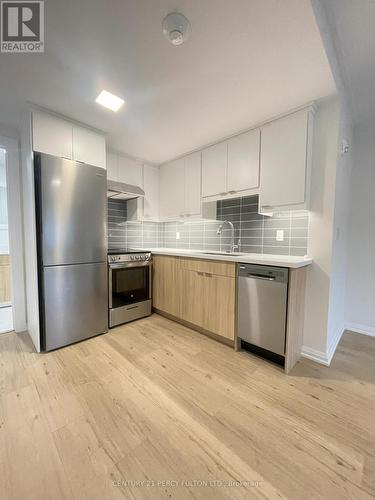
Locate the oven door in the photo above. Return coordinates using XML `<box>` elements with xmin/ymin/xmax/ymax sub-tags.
<box><xmin>109</xmin><ymin>262</ymin><xmax>151</xmax><ymax>309</ymax></box>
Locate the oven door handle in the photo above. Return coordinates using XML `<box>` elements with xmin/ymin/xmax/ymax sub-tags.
<box><xmin>108</xmin><ymin>266</ymin><xmax>113</xmax><ymax>308</ymax></box>
<box><xmin>109</xmin><ymin>261</ymin><xmax>151</xmax><ymax>269</ymax></box>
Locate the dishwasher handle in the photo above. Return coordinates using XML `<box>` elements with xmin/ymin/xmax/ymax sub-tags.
<box><xmin>238</xmin><ymin>264</ymin><xmax>289</xmax><ymax>284</ymax></box>
<box><xmin>247</xmin><ymin>273</ymin><xmax>276</xmax><ymax>281</ymax></box>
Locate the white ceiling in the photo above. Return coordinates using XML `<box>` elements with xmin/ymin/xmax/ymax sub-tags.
<box><xmin>0</xmin><ymin>0</ymin><xmax>335</xmax><ymax>163</ymax></box>
<box><xmin>317</xmin><ymin>0</ymin><xmax>375</xmax><ymax>125</ymax></box>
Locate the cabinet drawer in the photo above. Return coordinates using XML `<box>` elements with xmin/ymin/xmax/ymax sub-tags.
<box><xmin>180</xmin><ymin>258</ymin><xmax>235</xmax><ymax>277</ymax></box>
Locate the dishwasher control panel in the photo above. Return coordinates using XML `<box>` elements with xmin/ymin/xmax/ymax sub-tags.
<box><xmin>238</xmin><ymin>264</ymin><xmax>289</xmax><ymax>283</ymax></box>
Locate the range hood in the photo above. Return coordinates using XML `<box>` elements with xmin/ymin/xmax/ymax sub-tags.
<box><xmin>107</xmin><ymin>180</ymin><xmax>145</xmax><ymax>200</ymax></box>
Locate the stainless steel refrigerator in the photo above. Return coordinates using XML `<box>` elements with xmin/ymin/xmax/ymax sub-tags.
<box><xmin>34</xmin><ymin>152</ymin><xmax>108</xmax><ymax>351</ymax></box>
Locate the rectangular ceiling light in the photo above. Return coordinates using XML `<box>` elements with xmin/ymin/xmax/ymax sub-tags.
<box><xmin>96</xmin><ymin>90</ymin><xmax>124</xmax><ymax>112</ymax></box>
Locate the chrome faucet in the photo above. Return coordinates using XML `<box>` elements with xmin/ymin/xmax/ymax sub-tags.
<box><xmin>217</xmin><ymin>220</ymin><xmax>239</xmax><ymax>253</ymax></box>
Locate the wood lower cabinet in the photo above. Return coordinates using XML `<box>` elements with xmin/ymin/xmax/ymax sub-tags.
<box><xmin>200</xmin><ymin>272</ymin><xmax>235</xmax><ymax>340</ymax></box>
<box><xmin>152</xmin><ymin>255</ymin><xmax>182</xmax><ymax>317</ymax></box>
<box><xmin>152</xmin><ymin>254</ymin><xmax>307</xmax><ymax>371</ymax></box>
<box><xmin>152</xmin><ymin>255</ymin><xmax>235</xmax><ymax>343</ymax></box>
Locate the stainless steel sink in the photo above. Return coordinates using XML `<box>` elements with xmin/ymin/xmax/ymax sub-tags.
<box><xmin>201</xmin><ymin>251</ymin><xmax>246</xmax><ymax>256</ymax></box>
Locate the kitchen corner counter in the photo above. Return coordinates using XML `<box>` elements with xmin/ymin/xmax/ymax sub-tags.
<box><xmin>146</xmin><ymin>248</ymin><xmax>312</xmax><ymax>268</ymax></box>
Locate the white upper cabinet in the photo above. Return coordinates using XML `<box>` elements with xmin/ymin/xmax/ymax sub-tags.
<box><xmin>106</xmin><ymin>152</ymin><xmax>159</xmax><ymax>222</ymax></box>
<box><xmin>106</xmin><ymin>153</ymin><xmax>118</xmax><ymax>181</ymax></box>
<box><xmin>117</xmin><ymin>155</ymin><xmax>142</xmax><ymax>186</ymax></box>
<box><xmin>184</xmin><ymin>152</ymin><xmax>202</xmax><ymax>217</ymax></box>
<box><xmin>227</xmin><ymin>129</ymin><xmax>260</xmax><ymax>193</ymax></box>
<box><xmin>32</xmin><ymin>111</ymin><xmax>73</xmax><ymax>159</ymax></box>
<box><xmin>72</xmin><ymin>126</ymin><xmax>106</xmax><ymax>169</ymax></box>
<box><xmin>143</xmin><ymin>164</ymin><xmax>159</xmax><ymax>221</ymax></box>
<box><xmin>202</xmin><ymin>130</ymin><xmax>261</xmax><ymax>199</ymax></box>
<box><xmin>201</xmin><ymin>142</ymin><xmax>227</xmax><ymax>198</ymax></box>
<box><xmin>159</xmin><ymin>159</ymin><xmax>185</xmax><ymax>219</ymax></box>
<box><xmin>106</xmin><ymin>152</ymin><xmax>143</xmax><ymax>187</ymax></box>
<box><xmin>259</xmin><ymin>108</ymin><xmax>313</xmax><ymax>212</ymax></box>
<box><xmin>32</xmin><ymin>111</ymin><xmax>106</xmax><ymax>169</ymax></box>
<box><xmin>159</xmin><ymin>152</ymin><xmax>215</xmax><ymax>221</ymax></box>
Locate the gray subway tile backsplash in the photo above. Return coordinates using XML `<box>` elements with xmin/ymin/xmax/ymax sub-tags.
<box><xmin>107</xmin><ymin>195</ymin><xmax>309</xmax><ymax>256</ymax></box>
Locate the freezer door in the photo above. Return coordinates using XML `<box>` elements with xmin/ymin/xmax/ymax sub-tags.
<box><xmin>43</xmin><ymin>262</ymin><xmax>108</xmax><ymax>351</ymax></box>
<box><xmin>37</xmin><ymin>153</ymin><xmax>107</xmax><ymax>266</ymax></box>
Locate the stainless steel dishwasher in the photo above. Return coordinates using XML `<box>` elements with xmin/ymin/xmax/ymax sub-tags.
<box><xmin>237</xmin><ymin>264</ymin><xmax>289</xmax><ymax>360</ymax></box>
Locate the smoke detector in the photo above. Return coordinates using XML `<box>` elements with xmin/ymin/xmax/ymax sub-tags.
<box><xmin>162</xmin><ymin>12</ymin><xmax>191</xmax><ymax>46</ymax></box>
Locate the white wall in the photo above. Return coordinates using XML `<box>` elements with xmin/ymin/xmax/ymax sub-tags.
<box><xmin>302</xmin><ymin>97</ymin><xmax>340</xmax><ymax>362</ymax></box>
<box><xmin>326</xmin><ymin>104</ymin><xmax>353</xmax><ymax>355</ymax></box>
<box><xmin>20</xmin><ymin>112</ymin><xmax>40</xmax><ymax>350</ymax></box>
<box><xmin>345</xmin><ymin>116</ymin><xmax>375</xmax><ymax>335</ymax></box>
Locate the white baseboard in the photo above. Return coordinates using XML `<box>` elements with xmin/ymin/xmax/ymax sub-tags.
<box><xmin>301</xmin><ymin>325</ymin><xmax>345</xmax><ymax>367</ymax></box>
<box><xmin>301</xmin><ymin>346</ymin><xmax>331</xmax><ymax>366</ymax></box>
<box><xmin>301</xmin><ymin>323</ymin><xmax>375</xmax><ymax>367</ymax></box>
<box><xmin>344</xmin><ymin>322</ymin><xmax>375</xmax><ymax>338</ymax></box>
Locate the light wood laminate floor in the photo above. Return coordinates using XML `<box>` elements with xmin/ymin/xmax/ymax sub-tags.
<box><xmin>1</xmin><ymin>314</ymin><xmax>374</xmax><ymax>499</ymax></box>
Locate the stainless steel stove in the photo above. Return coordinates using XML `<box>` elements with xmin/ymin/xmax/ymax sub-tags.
<box><xmin>108</xmin><ymin>250</ymin><xmax>152</xmax><ymax>328</ymax></box>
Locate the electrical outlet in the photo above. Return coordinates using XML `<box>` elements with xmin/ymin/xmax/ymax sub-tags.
<box><xmin>176</xmin><ymin>231</ymin><xmax>180</xmax><ymax>240</ymax></box>
<box><xmin>276</xmin><ymin>230</ymin><xmax>284</xmax><ymax>241</ymax></box>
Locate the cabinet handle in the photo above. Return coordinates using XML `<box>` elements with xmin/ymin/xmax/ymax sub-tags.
<box><xmin>197</xmin><ymin>271</ymin><xmax>204</xmax><ymax>276</ymax></box>
<box><xmin>228</xmin><ymin>190</ymin><xmax>237</xmax><ymax>194</ymax></box>
<box><xmin>205</xmin><ymin>272</ymin><xmax>212</xmax><ymax>277</ymax></box>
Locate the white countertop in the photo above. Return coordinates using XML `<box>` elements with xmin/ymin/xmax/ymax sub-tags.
<box><xmin>146</xmin><ymin>248</ymin><xmax>312</xmax><ymax>268</ymax></box>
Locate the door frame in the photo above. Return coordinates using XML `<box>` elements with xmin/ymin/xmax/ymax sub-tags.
<box><xmin>0</xmin><ymin>135</ymin><xmax>27</xmax><ymax>332</ymax></box>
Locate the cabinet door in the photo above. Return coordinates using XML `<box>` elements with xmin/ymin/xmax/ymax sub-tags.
<box><xmin>143</xmin><ymin>164</ymin><xmax>159</xmax><ymax>220</ymax></box>
<box><xmin>72</xmin><ymin>126</ymin><xmax>106</xmax><ymax>168</ymax></box>
<box><xmin>152</xmin><ymin>256</ymin><xmax>181</xmax><ymax>317</ymax></box>
<box><xmin>117</xmin><ymin>156</ymin><xmax>142</xmax><ymax>186</ymax></box>
<box><xmin>159</xmin><ymin>159</ymin><xmax>185</xmax><ymax>219</ymax></box>
<box><xmin>184</xmin><ymin>152</ymin><xmax>201</xmax><ymax>216</ymax></box>
<box><xmin>203</xmin><ymin>274</ymin><xmax>235</xmax><ymax>340</ymax></box>
<box><xmin>227</xmin><ymin>129</ymin><xmax>260</xmax><ymax>193</ymax></box>
<box><xmin>32</xmin><ymin>111</ymin><xmax>73</xmax><ymax>159</ymax></box>
<box><xmin>106</xmin><ymin>153</ymin><xmax>118</xmax><ymax>181</ymax></box>
<box><xmin>180</xmin><ymin>269</ymin><xmax>205</xmax><ymax>326</ymax></box>
<box><xmin>259</xmin><ymin>109</ymin><xmax>309</xmax><ymax>210</ymax></box>
<box><xmin>201</xmin><ymin>142</ymin><xmax>227</xmax><ymax>197</ymax></box>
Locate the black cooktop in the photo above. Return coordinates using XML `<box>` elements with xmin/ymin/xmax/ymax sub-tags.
<box><xmin>108</xmin><ymin>248</ymin><xmax>151</xmax><ymax>255</ymax></box>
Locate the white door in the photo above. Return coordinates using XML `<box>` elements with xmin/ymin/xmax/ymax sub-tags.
<box><xmin>184</xmin><ymin>152</ymin><xmax>202</xmax><ymax>216</ymax></box>
<box><xmin>143</xmin><ymin>164</ymin><xmax>159</xmax><ymax>220</ymax></box>
<box><xmin>0</xmin><ymin>137</ymin><xmax>26</xmax><ymax>335</ymax></box>
<box><xmin>117</xmin><ymin>155</ymin><xmax>142</xmax><ymax>186</ymax></box>
<box><xmin>32</xmin><ymin>111</ymin><xmax>73</xmax><ymax>159</ymax></box>
<box><xmin>159</xmin><ymin>159</ymin><xmax>184</xmax><ymax>219</ymax></box>
<box><xmin>201</xmin><ymin>142</ymin><xmax>227</xmax><ymax>197</ymax></box>
<box><xmin>260</xmin><ymin>109</ymin><xmax>309</xmax><ymax>209</ymax></box>
<box><xmin>227</xmin><ymin>129</ymin><xmax>260</xmax><ymax>193</ymax></box>
<box><xmin>72</xmin><ymin>126</ymin><xmax>106</xmax><ymax>168</ymax></box>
